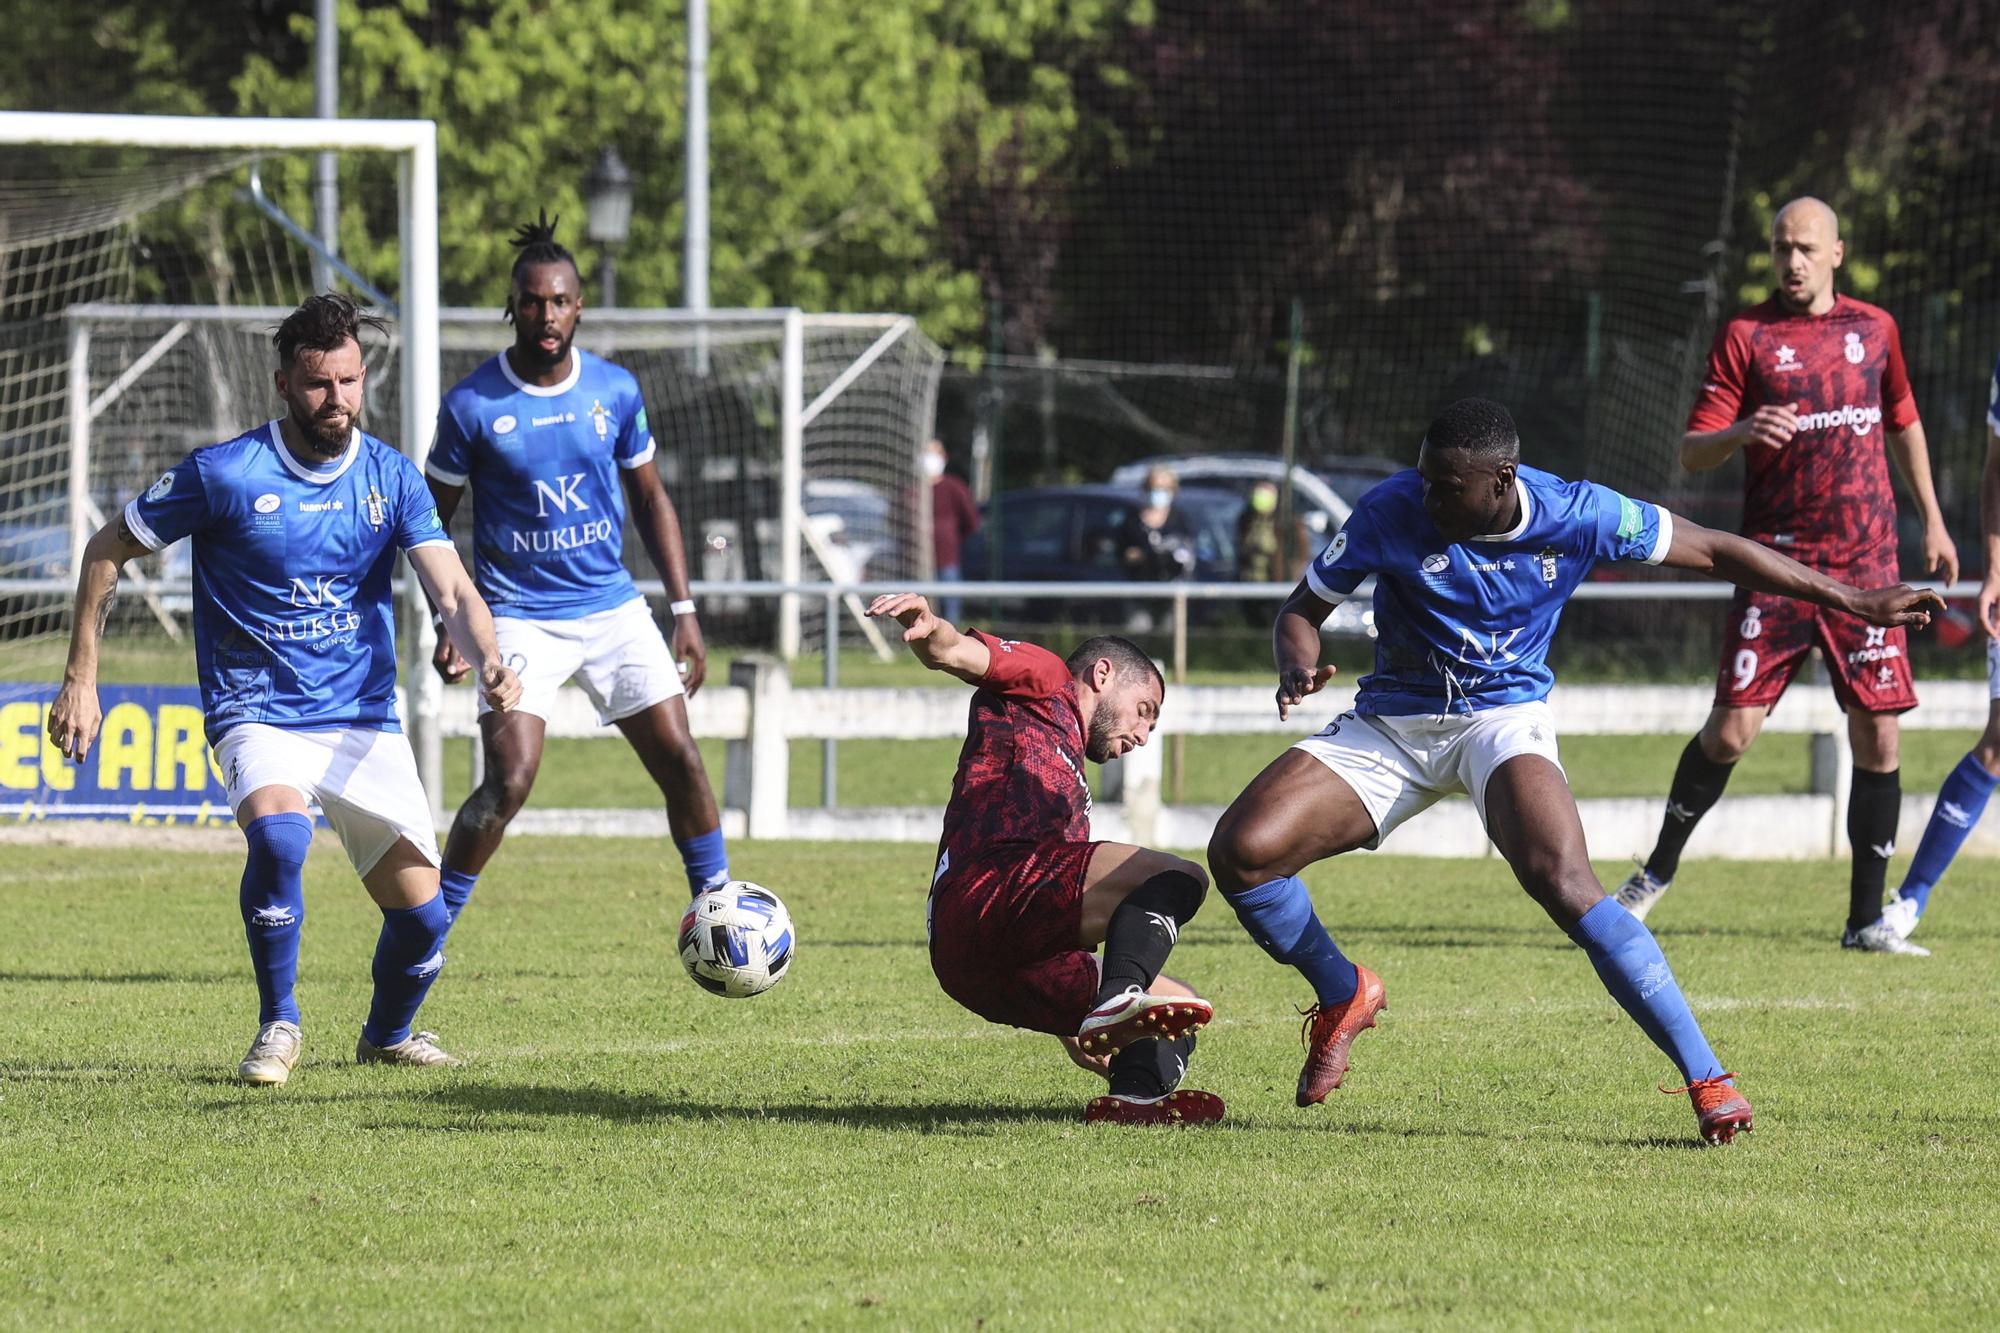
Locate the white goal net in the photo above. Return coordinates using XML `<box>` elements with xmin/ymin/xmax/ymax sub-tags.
<box><xmin>0</xmin><ymin>125</ymin><xmax>943</xmax><ymax>665</ymax></box>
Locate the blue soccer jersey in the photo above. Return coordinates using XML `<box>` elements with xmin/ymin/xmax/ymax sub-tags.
<box><xmin>1306</xmin><ymin>466</ymin><xmax>1674</xmax><ymax>715</ymax></box>
<box><xmin>1988</xmin><ymin>350</ymin><xmax>2000</xmax><ymax>436</ymax></box>
<box><xmin>123</xmin><ymin>422</ymin><xmax>452</xmax><ymax>744</ymax></box>
<box><xmin>426</xmin><ymin>349</ymin><xmax>655</xmax><ymax>619</ymax></box>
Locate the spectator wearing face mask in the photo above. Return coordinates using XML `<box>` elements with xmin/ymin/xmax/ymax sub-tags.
<box><xmin>1119</xmin><ymin>466</ymin><xmax>1198</xmax><ymax>585</ymax></box>
<box><xmin>924</xmin><ymin>438</ymin><xmax>980</xmax><ymax>622</ymax></box>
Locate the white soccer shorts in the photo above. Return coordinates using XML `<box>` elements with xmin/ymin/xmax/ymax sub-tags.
<box><xmin>1987</xmin><ymin>637</ymin><xmax>2000</xmax><ymax>700</ymax></box>
<box><xmin>486</xmin><ymin>597</ymin><xmax>686</xmax><ymax>725</ymax></box>
<box><xmin>214</xmin><ymin>723</ymin><xmax>441</xmax><ymax>875</ymax></box>
<box><xmin>1288</xmin><ymin>700</ymin><xmax>1565</xmax><ymax>848</ymax></box>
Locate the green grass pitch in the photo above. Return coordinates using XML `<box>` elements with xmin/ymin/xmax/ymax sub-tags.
<box><xmin>3</xmin><ymin>836</ymin><xmax>1997</xmax><ymax>1326</ymax></box>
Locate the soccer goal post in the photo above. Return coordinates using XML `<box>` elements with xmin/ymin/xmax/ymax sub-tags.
<box><xmin>0</xmin><ymin>111</ymin><xmax>446</xmax><ymax>794</ymax></box>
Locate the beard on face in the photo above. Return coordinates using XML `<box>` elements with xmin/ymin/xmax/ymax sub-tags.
<box><xmin>1084</xmin><ymin>705</ymin><xmax>1124</xmax><ymax>764</ymax></box>
<box><xmin>291</xmin><ymin>401</ymin><xmax>353</xmax><ymax>458</ymax></box>
<box><xmin>517</xmin><ymin>324</ymin><xmax>575</xmax><ymax>375</ymax></box>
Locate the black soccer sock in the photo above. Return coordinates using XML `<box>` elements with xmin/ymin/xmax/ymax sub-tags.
<box><xmin>1644</xmin><ymin>737</ymin><xmax>1738</xmax><ymax>884</ymax></box>
<box><xmin>1847</xmin><ymin>767</ymin><xmax>1901</xmax><ymax>931</ymax></box>
<box><xmin>1107</xmin><ymin>1032</ymin><xmax>1197</xmax><ymax>1101</ymax></box>
<box><xmin>1094</xmin><ymin>870</ymin><xmax>1206</xmax><ymax>1003</ymax></box>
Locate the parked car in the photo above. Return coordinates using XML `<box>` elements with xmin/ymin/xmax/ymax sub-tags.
<box><xmin>1108</xmin><ymin>455</ymin><xmax>1352</xmax><ymax>542</ymax></box>
<box><xmin>959</xmin><ymin>482</ymin><xmax>1372</xmax><ymax>636</ymax></box>
<box><xmin>1311</xmin><ymin>455</ymin><xmax>1406</xmax><ymax>507</ymax></box>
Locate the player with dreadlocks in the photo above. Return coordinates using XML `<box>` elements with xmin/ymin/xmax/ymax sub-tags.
<box><xmin>424</xmin><ymin>211</ymin><xmax>733</xmax><ymax>935</ymax></box>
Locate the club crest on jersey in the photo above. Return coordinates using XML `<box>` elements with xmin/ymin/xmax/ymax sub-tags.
<box><xmin>1538</xmin><ymin>546</ymin><xmax>1560</xmax><ymax>586</ymax></box>
<box><xmin>1844</xmin><ymin>331</ymin><xmax>1866</xmax><ymax>365</ymax></box>
<box><xmin>588</xmin><ymin>398</ymin><xmax>613</xmax><ymax>440</ymax></box>
<box><xmin>363</xmin><ymin>486</ymin><xmax>387</xmax><ymax>529</ymax></box>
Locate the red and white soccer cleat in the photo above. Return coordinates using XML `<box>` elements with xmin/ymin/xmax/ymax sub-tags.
<box><xmin>1295</xmin><ymin>963</ymin><xmax>1386</xmax><ymax>1107</ymax></box>
<box><xmin>1076</xmin><ymin>990</ymin><xmax>1214</xmax><ymax>1057</ymax></box>
<box><xmin>1084</xmin><ymin>1088</ymin><xmax>1225</xmax><ymax>1126</ymax></box>
<box><xmin>1664</xmin><ymin>1072</ymin><xmax>1753</xmax><ymax>1145</ymax></box>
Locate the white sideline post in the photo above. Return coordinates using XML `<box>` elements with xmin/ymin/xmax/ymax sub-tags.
<box><xmin>65</xmin><ymin>322</ymin><xmax>91</xmax><ymax>581</ymax></box>
<box><xmin>726</xmin><ymin>656</ymin><xmax>790</xmax><ymax>838</ymax></box>
<box><xmin>1121</xmin><ymin>729</ymin><xmax>1164</xmax><ymax>846</ymax></box>
<box><xmin>0</xmin><ymin>111</ymin><xmax>443</xmax><ymax>805</ymax></box>
<box><xmin>778</xmin><ymin>310</ymin><xmax>804</xmax><ymax>658</ymax></box>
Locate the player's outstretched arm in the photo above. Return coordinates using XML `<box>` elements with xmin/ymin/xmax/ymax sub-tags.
<box><xmin>408</xmin><ymin>544</ymin><xmax>523</xmax><ymax>713</ymax></box>
<box><xmin>1660</xmin><ymin>513</ymin><xmax>1944</xmax><ymax>628</ymax></box>
<box><xmin>619</xmin><ymin>465</ymin><xmax>707</xmax><ymax>695</ymax></box>
<box><xmin>47</xmin><ymin>515</ymin><xmax>152</xmax><ymax>762</ymax></box>
<box><xmin>864</xmin><ymin>593</ymin><xmax>991</xmax><ymax>684</ymax></box>
<box><xmin>1273</xmin><ymin>581</ymin><xmax>1338</xmax><ymax>720</ymax></box>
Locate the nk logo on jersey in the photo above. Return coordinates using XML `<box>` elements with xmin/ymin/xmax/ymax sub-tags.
<box><xmin>1456</xmin><ymin>626</ymin><xmax>1525</xmax><ymax>665</ymax></box>
<box><xmin>532</xmin><ymin>473</ymin><xmax>591</xmax><ymax>518</ymax></box>
<box><xmin>288</xmin><ymin>575</ymin><xmax>347</xmax><ymax>609</ymax></box>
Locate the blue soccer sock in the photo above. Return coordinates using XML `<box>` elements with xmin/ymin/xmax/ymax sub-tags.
<box><xmin>361</xmin><ymin>892</ymin><xmax>452</xmax><ymax>1049</ymax></box>
<box><xmin>675</xmin><ymin>826</ymin><xmax>730</xmax><ymax>897</ymax></box>
<box><xmin>438</xmin><ymin>865</ymin><xmax>479</xmax><ymax>923</ymax></box>
<box><xmin>1897</xmin><ymin>752</ymin><xmax>1999</xmax><ymax>914</ymax></box>
<box><xmin>1570</xmin><ymin>898</ymin><xmax>1725</xmax><ymax>1084</ymax></box>
<box><xmin>1221</xmin><ymin>875</ymin><xmax>1358</xmax><ymax>1006</ymax></box>
<box><xmin>240</xmin><ymin>813</ymin><xmax>312</xmax><ymax>1026</ymax></box>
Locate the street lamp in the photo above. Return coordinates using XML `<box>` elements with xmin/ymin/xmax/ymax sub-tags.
<box><xmin>583</xmin><ymin>147</ymin><xmax>634</xmax><ymax>308</ymax></box>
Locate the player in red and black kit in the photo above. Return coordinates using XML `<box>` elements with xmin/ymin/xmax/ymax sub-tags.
<box><xmin>865</xmin><ymin>592</ymin><xmax>1223</xmax><ymax>1125</ymax></box>
<box><xmin>1617</xmin><ymin>198</ymin><xmax>1958</xmax><ymax>951</ymax></box>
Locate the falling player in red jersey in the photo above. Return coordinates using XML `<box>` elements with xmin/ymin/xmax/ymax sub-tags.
<box><xmin>1617</xmin><ymin>197</ymin><xmax>1958</xmax><ymax>952</ymax></box>
<box><xmin>865</xmin><ymin>593</ymin><xmax>1222</xmax><ymax>1125</ymax></box>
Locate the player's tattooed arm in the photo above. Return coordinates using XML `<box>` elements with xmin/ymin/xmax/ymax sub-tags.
<box><xmin>864</xmin><ymin>593</ymin><xmax>992</xmax><ymax>684</ymax></box>
<box><xmin>48</xmin><ymin>514</ymin><xmax>151</xmax><ymax>761</ymax></box>
<box><xmin>1661</xmin><ymin>512</ymin><xmax>1943</xmax><ymax>628</ymax></box>
<box><xmin>409</xmin><ymin>544</ymin><xmax>522</xmax><ymax>712</ymax></box>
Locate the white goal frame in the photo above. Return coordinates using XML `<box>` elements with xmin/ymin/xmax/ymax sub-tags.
<box><xmin>0</xmin><ymin>111</ymin><xmax>446</xmax><ymax>793</ymax></box>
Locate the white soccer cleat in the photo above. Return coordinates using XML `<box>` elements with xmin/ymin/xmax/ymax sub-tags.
<box><xmin>355</xmin><ymin>1029</ymin><xmax>463</xmax><ymax>1068</ymax></box>
<box><xmin>1841</xmin><ymin>921</ymin><xmax>1930</xmax><ymax>957</ymax></box>
<box><xmin>238</xmin><ymin>1020</ymin><xmax>303</xmax><ymax>1086</ymax></box>
<box><xmin>1613</xmin><ymin>866</ymin><xmax>1671</xmax><ymax>922</ymax></box>
<box><xmin>1881</xmin><ymin>894</ymin><xmax>1922</xmax><ymax>942</ymax></box>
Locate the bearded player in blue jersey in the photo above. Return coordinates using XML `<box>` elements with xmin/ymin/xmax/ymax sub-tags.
<box><xmin>1207</xmin><ymin>398</ymin><xmax>1942</xmax><ymax>1144</ymax></box>
<box><xmin>424</xmin><ymin>214</ymin><xmax>729</xmax><ymax>921</ymax></box>
<box><xmin>47</xmin><ymin>294</ymin><xmax>522</xmax><ymax>1086</ymax></box>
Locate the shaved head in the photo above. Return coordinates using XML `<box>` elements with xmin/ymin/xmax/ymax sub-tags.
<box><xmin>1771</xmin><ymin>196</ymin><xmax>1839</xmax><ymax>242</ymax></box>
<box><xmin>1770</xmin><ymin>196</ymin><xmax>1844</xmax><ymax>315</ymax></box>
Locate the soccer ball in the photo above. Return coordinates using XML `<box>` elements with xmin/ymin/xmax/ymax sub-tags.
<box><xmin>678</xmin><ymin>881</ymin><xmax>795</xmax><ymax>998</ymax></box>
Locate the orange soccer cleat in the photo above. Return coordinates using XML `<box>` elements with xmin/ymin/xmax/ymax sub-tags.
<box><xmin>1663</xmin><ymin>1072</ymin><xmax>1753</xmax><ymax>1145</ymax></box>
<box><xmin>1295</xmin><ymin>963</ymin><xmax>1386</xmax><ymax>1107</ymax></box>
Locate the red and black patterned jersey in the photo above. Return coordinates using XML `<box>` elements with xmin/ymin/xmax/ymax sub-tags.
<box><xmin>1688</xmin><ymin>294</ymin><xmax>1918</xmax><ymax>571</ymax></box>
<box><xmin>933</xmin><ymin>631</ymin><xmax>1090</xmax><ymax>884</ymax></box>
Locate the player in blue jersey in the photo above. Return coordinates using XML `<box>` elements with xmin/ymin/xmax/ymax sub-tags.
<box><xmin>1207</xmin><ymin>398</ymin><xmax>1942</xmax><ymax>1144</ymax></box>
<box><xmin>1882</xmin><ymin>351</ymin><xmax>2000</xmax><ymax>947</ymax></box>
<box><xmin>423</xmin><ymin>214</ymin><xmax>728</xmax><ymax>921</ymax></box>
<box><xmin>46</xmin><ymin>294</ymin><xmax>522</xmax><ymax>1087</ymax></box>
